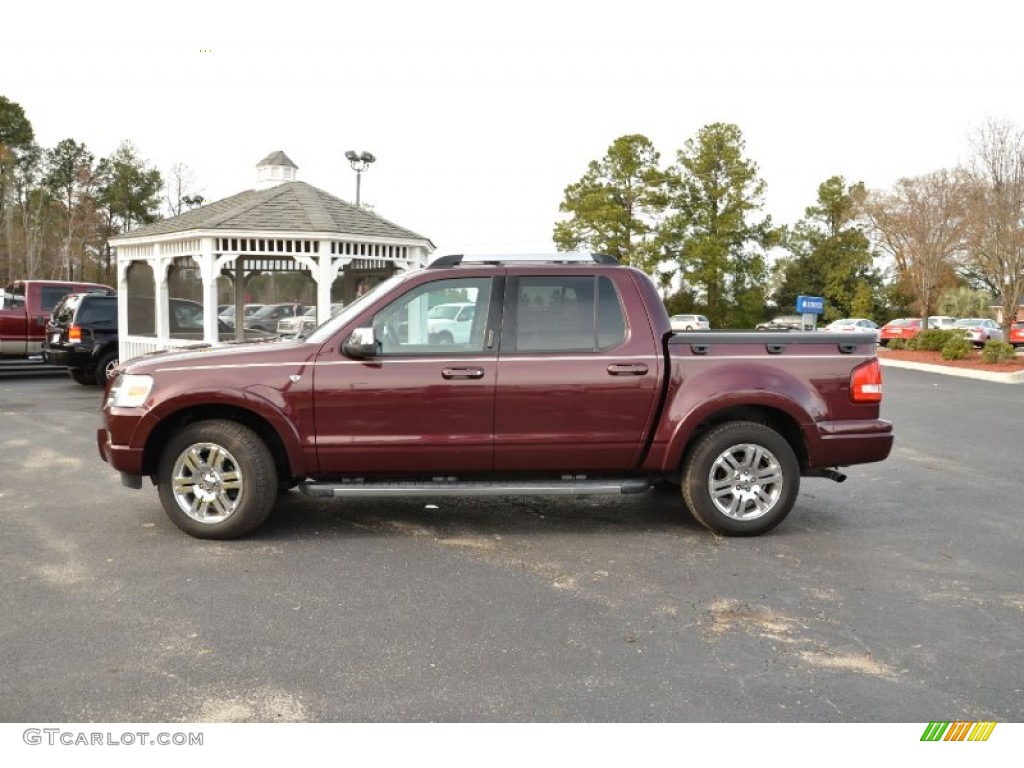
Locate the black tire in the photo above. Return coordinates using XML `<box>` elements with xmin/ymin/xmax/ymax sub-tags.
<box><xmin>652</xmin><ymin>478</ymin><xmax>681</xmax><ymax>493</ymax></box>
<box><xmin>157</xmin><ymin>420</ymin><xmax>277</xmax><ymax>539</ymax></box>
<box><xmin>681</xmin><ymin>421</ymin><xmax>799</xmax><ymax>536</ymax></box>
<box><xmin>436</xmin><ymin>330</ymin><xmax>454</xmax><ymax>344</ymax></box>
<box><xmin>68</xmin><ymin>367</ymin><xmax>97</xmax><ymax>385</ymax></box>
<box><xmin>94</xmin><ymin>350</ymin><xmax>119</xmax><ymax>385</ymax></box>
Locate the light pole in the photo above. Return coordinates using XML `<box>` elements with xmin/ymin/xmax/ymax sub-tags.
<box><xmin>345</xmin><ymin>150</ymin><xmax>376</xmax><ymax>207</ymax></box>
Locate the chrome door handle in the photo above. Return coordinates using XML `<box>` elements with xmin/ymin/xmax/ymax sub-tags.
<box><xmin>607</xmin><ymin>363</ymin><xmax>649</xmax><ymax>376</ymax></box>
<box><xmin>442</xmin><ymin>367</ymin><xmax>485</xmax><ymax>380</ymax></box>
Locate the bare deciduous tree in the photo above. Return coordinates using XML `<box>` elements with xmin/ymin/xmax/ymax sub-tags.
<box><xmin>165</xmin><ymin>162</ymin><xmax>201</xmax><ymax>217</ymax></box>
<box><xmin>965</xmin><ymin>118</ymin><xmax>1024</xmax><ymax>336</ymax></box>
<box><xmin>865</xmin><ymin>169</ymin><xmax>971</xmax><ymax>324</ymax></box>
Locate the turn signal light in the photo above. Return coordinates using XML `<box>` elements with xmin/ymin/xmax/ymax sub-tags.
<box><xmin>850</xmin><ymin>359</ymin><xmax>883</xmax><ymax>403</ymax></box>
<box><xmin>69</xmin><ymin>324</ymin><xmax>82</xmax><ymax>342</ymax></box>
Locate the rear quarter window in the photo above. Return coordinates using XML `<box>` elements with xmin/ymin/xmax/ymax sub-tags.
<box><xmin>40</xmin><ymin>285</ymin><xmax>75</xmax><ymax>312</ymax></box>
<box><xmin>77</xmin><ymin>298</ymin><xmax>117</xmax><ymax>325</ymax></box>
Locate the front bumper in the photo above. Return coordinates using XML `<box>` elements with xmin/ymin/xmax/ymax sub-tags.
<box><xmin>96</xmin><ymin>424</ymin><xmax>145</xmax><ymax>479</ymax></box>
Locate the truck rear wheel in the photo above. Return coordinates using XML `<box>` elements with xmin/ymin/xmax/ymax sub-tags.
<box><xmin>95</xmin><ymin>350</ymin><xmax>119</xmax><ymax>385</ymax></box>
<box><xmin>156</xmin><ymin>420</ymin><xmax>277</xmax><ymax>539</ymax></box>
<box><xmin>68</xmin><ymin>368</ymin><xmax>97</xmax><ymax>385</ymax></box>
<box><xmin>682</xmin><ymin>421</ymin><xmax>799</xmax><ymax>536</ymax></box>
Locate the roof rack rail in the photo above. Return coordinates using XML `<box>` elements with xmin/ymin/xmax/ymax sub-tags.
<box><xmin>428</xmin><ymin>252</ymin><xmax>620</xmax><ymax>268</ymax></box>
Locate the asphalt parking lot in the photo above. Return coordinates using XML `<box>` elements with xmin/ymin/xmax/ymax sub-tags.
<box><xmin>1</xmin><ymin>365</ymin><xmax>1022</xmax><ymax>722</ymax></box>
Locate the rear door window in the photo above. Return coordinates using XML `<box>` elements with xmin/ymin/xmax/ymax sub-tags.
<box><xmin>508</xmin><ymin>275</ymin><xmax>626</xmax><ymax>352</ymax></box>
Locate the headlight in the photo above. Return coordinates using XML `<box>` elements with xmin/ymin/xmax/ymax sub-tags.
<box><xmin>107</xmin><ymin>374</ymin><xmax>153</xmax><ymax>408</ymax></box>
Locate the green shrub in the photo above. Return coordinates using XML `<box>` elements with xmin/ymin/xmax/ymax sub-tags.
<box><xmin>941</xmin><ymin>336</ymin><xmax>972</xmax><ymax>360</ymax></box>
<box><xmin>981</xmin><ymin>340</ymin><xmax>1016</xmax><ymax>364</ymax></box>
<box><xmin>887</xmin><ymin>338</ymin><xmax>906</xmax><ymax>350</ymax></box>
<box><xmin>916</xmin><ymin>328</ymin><xmax>960</xmax><ymax>351</ymax></box>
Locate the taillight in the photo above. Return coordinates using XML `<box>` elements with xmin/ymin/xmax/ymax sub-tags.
<box><xmin>851</xmin><ymin>359</ymin><xmax>883</xmax><ymax>403</ymax></box>
<box><xmin>69</xmin><ymin>324</ymin><xmax>82</xmax><ymax>342</ymax></box>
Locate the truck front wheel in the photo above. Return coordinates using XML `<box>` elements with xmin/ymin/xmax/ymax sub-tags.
<box><xmin>682</xmin><ymin>421</ymin><xmax>799</xmax><ymax>536</ymax></box>
<box><xmin>156</xmin><ymin>420</ymin><xmax>277</xmax><ymax>539</ymax></box>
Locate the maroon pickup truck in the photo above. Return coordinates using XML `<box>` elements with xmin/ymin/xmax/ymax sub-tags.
<box><xmin>1</xmin><ymin>279</ymin><xmax>114</xmax><ymax>360</ymax></box>
<box><xmin>97</xmin><ymin>254</ymin><xmax>893</xmax><ymax>539</ymax></box>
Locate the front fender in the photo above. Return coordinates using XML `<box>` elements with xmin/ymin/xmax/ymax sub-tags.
<box><xmin>129</xmin><ymin>386</ymin><xmax>309</xmax><ymax>479</ymax></box>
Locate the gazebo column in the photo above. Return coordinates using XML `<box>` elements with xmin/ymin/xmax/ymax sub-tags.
<box><xmin>116</xmin><ymin>257</ymin><xmax>131</xmax><ymax>336</ymax></box>
<box><xmin>214</xmin><ymin>253</ymin><xmax>246</xmax><ymax>342</ymax></box>
<box><xmin>309</xmin><ymin>243</ymin><xmax>351</xmax><ymax>323</ymax></box>
<box><xmin>199</xmin><ymin>237</ymin><xmax>219</xmax><ymax>343</ymax></box>
<box><xmin>316</xmin><ymin>243</ymin><xmax>333</xmax><ymax>324</ymax></box>
<box><xmin>233</xmin><ymin>256</ymin><xmax>246</xmax><ymax>342</ymax></box>
<box><xmin>154</xmin><ymin>245</ymin><xmax>170</xmax><ymax>342</ymax></box>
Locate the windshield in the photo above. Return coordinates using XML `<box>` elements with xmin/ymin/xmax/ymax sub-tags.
<box><xmin>304</xmin><ymin>274</ymin><xmax>409</xmax><ymax>344</ymax></box>
<box><xmin>953</xmin><ymin>319</ymin><xmax>983</xmax><ymax>327</ymax></box>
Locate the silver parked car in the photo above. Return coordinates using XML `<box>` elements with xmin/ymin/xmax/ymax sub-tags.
<box><xmin>755</xmin><ymin>315</ymin><xmax>803</xmax><ymax>331</ymax></box>
<box><xmin>952</xmin><ymin>318</ymin><xmax>1003</xmax><ymax>346</ymax></box>
<box><xmin>277</xmin><ymin>303</ymin><xmax>344</xmax><ymax>338</ymax></box>
<box><xmin>218</xmin><ymin>303</ymin><xmax>264</xmax><ymax>328</ymax></box>
<box><xmin>823</xmin><ymin>318</ymin><xmax>880</xmax><ymax>340</ymax></box>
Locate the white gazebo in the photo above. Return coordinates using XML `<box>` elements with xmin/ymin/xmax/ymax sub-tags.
<box><xmin>110</xmin><ymin>151</ymin><xmax>434</xmax><ymax>361</ymax></box>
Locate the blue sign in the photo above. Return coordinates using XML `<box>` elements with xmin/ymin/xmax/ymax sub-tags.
<box><xmin>796</xmin><ymin>295</ymin><xmax>825</xmax><ymax>314</ymax></box>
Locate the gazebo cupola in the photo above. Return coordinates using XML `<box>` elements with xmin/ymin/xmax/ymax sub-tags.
<box><xmin>255</xmin><ymin>151</ymin><xmax>298</xmax><ymax>190</ymax></box>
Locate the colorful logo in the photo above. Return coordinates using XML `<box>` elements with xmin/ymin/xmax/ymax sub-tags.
<box><xmin>921</xmin><ymin>722</ymin><xmax>997</xmax><ymax>741</ymax></box>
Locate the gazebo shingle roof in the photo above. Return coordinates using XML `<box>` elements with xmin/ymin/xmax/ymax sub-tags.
<box><xmin>114</xmin><ymin>181</ymin><xmax>431</xmax><ymax>244</ymax></box>
<box><xmin>257</xmin><ymin>150</ymin><xmax>297</xmax><ymax>168</ymax></box>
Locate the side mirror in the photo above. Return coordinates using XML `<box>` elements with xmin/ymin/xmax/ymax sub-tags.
<box><xmin>343</xmin><ymin>327</ymin><xmax>378</xmax><ymax>359</ymax></box>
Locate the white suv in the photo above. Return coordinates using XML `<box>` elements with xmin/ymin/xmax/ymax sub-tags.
<box><xmin>670</xmin><ymin>313</ymin><xmax>710</xmax><ymax>331</ymax></box>
<box><xmin>427</xmin><ymin>302</ymin><xmax>476</xmax><ymax>344</ymax></box>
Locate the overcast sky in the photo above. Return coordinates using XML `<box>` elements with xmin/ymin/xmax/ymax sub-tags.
<box><xmin>4</xmin><ymin>0</ymin><xmax>1022</xmax><ymax>256</ymax></box>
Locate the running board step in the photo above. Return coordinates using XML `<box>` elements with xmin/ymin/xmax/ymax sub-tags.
<box><xmin>298</xmin><ymin>477</ymin><xmax>652</xmax><ymax>499</ymax></box>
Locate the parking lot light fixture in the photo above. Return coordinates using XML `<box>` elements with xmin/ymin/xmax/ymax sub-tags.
<box><xmin>345</xmin><ymin>150</ymin><xmax>376</xmax><ymax>207</ymax></box>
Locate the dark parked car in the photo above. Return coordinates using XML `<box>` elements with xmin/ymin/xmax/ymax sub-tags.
<box><xmin>47</xmin><ymin>292</ymin><xmax>120</xmax><ymax>384</ymax></box>
<box><xmin>48</xmin><ymin>294</ymin><xmax>275</xmax><ymax>385</ymax></box>
<box><xmin>244</xmin><ymin>303</ymin><xmax>305</xmax><ymax>333</ymax></box>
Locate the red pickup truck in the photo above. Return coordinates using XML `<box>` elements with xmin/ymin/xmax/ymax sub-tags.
<box><xmin>97</xmin><ymin>254</ymin><xmax>893</xmax><ymax>539</ymax></box>
<box><xmin>1</xmin><ymin>279</ymin><xmax>114</xmax><ymax>360</ymax></box>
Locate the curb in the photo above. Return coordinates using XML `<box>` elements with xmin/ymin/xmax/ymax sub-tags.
<box><xmin>879</xmin><ymin>357</ymin><xmax>1024</xmax><ymax>384</ymax></box>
